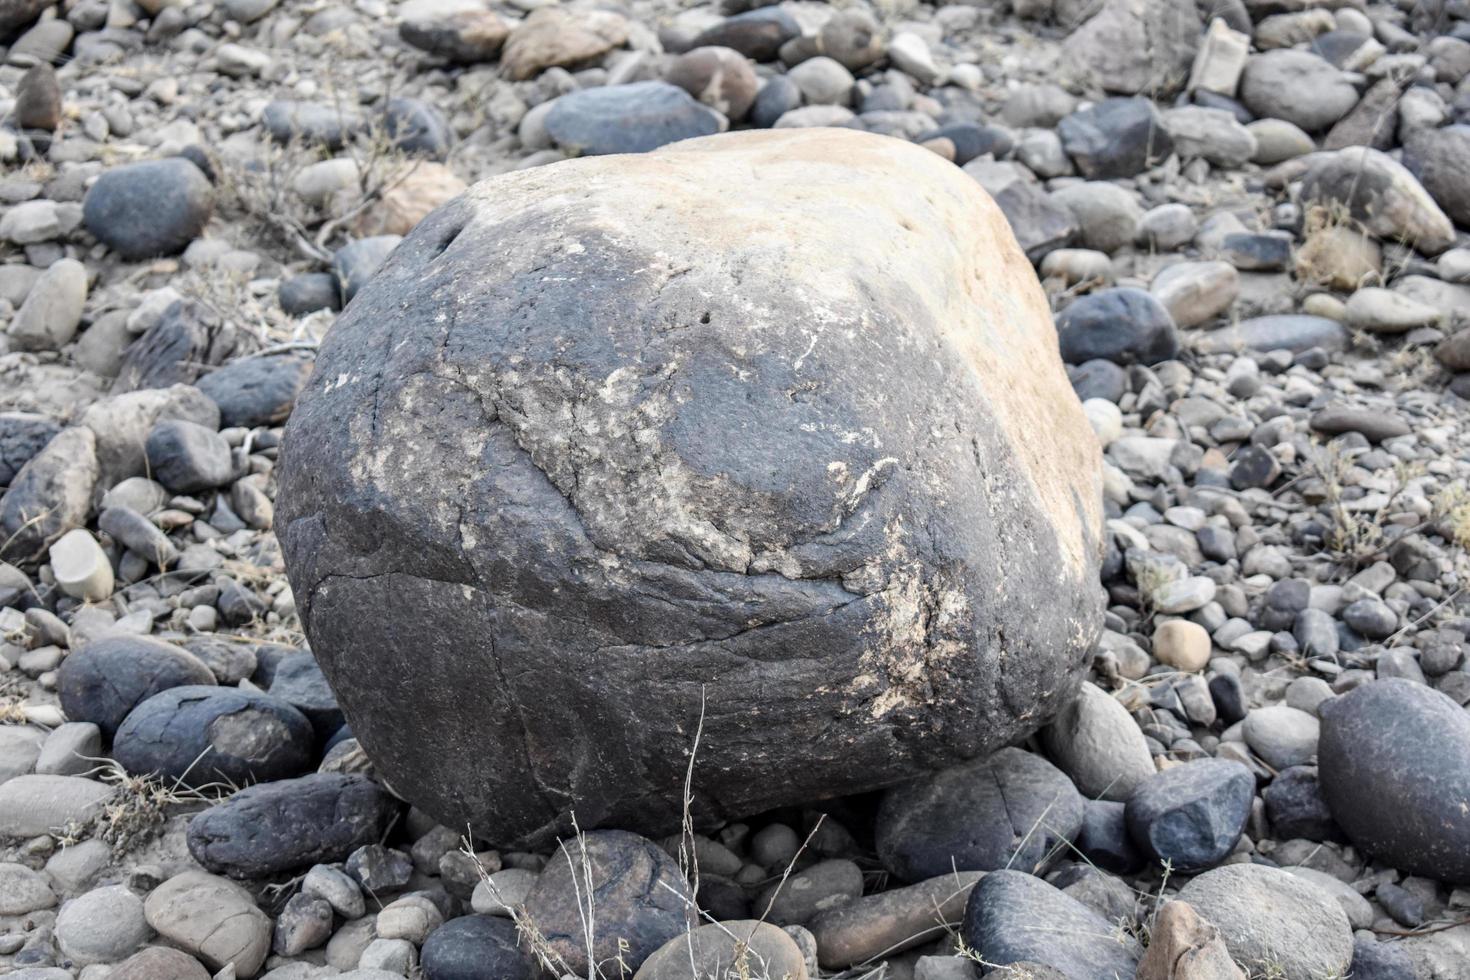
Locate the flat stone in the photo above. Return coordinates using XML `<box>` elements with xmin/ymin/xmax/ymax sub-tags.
<box><xmin>0</xmin><ymin>774</ymin><xmax>113</xmax><ymax>838</ymax></box>
<box><xmin>807</xmin><ymin>872</ymin><xmax>981</xmax><ymax>970</ymax></box>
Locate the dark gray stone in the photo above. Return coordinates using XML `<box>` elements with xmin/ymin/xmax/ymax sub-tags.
<box><xmin>1318</xmin><ymin>679</ymin><xmax>1470</xmax><ymax>882</ymax></box>
<box><xmin>333</xmin><ymin>236</ymin><xmax>401</xmax><ymax>305</ymax></box>
<box><xmin>972</xmin><ymin>166</ymin><xmax>1077</xmax><ymax>261</ymax></box>
<box><xmin>385</xmin><ymin>98</ymin><xmax>452</xmax><ymax>160</ymax></box>
<box><xmin>275</xmin><ymin>133</ymin><xmax>1105</xmax><ymax>848</ymax></box>
<box><xmin>262</xmin><ymin>100</ymin><xmax>364</xmax><ymax>148</ymax></box>
<box><xmin>1293</xmin><ymin>608</ymin><xmax>1339</xmax><ymax>658</ymax></box>
<box><xmin>544</xmin><ymin>82</ymin><xmax>724</xmax><ymax>155</ymax></box>
<box><xmin>1125</xmin><ymin>758</ymin><xmax>1254</xmax><ymax>870</ymax></box>
<box><xmin>960</xmin><ymin>870</ymin><xmax>1139</xmax><ymax>980</ymax></box>
<box><xmin>1376</xmin><ymin>882</ymin><xmax>1423</xmax><ymax>927</ymax></box>
<box><xmin>421</xmin><ymin>915</ymin><xmax>531</xmax><ymax>980</ymax></box>
<box><xmin>1262</xmin><ymin>765</ymin><xmax>1340</xmax><ymax>842</ymax></box>
<box><xmin>875</xmin><ymin>747</ymin><xmax>1085</xmax><ymax>882</ymax></box>
<box><xmin>113</xmin><ymin>685</ymin><xmax>315</xmax><ymax>788</ymax></box>
<box><xmin>916</xmin><ymin>124</ymin><xmax>1012</xmax><ymax>165</ymax></box>
<box><xmin>98</xmin><ymin>505</ymin><xmax>178</xmax><ymax>567</ymax></box>
<box><xmin>1402</xmin><ymin>124</ymin><xmax>1470</xmax><ymax>226</ymax></box>
<box><xmin>1077</xmin><ymin>798</ymin><xmax>1144</xmax><ymax>874</ymax></box>
<box><xmin>1068</xmin><ymin>360</ymin><xmax>1128</xmax><ymax>403</ymax></box>
<box><xmin>1220</xmin><ymin>232</ymin><xmax>1291</xmax><ymax>271</ymax></box>
<box><xmin>1058</xmin><ymin>98</ymin><xmax>1173</xmax><ymax>179</ymax></box>
<box><xmin>346</xmin><ymin>843</ymin><xmax>414</xmax><ymax>891</ymax></box>
<box><xmin>1056</xmin><ymin>287</ymin><xmax>1180</xmax><ymax>366</ymax></box>
<box><xmin>0</xmin><ymin>426</ymin><xmax>98</xmax><ymax>562</ymax></box>
<box><xmin>0</xmin><ymin>412</ymin><xmax>60</xmax><ymax>487</ymax></box>
<box><xmin>113</xmin><ymin>299</ymin><xmax>248</xmax><ymax>393</ymax></box>
<box><xmin>1229</xmin><ymin>445</ymin><xmax>1280</xmax><ymax>490</ymax></box>
<box><xmin>522</xmin><ymin>831</ymin><xmax>691</xmax><ymax>977</ymax></box>
<box><xmin>1349</xmin><ymin>936</ymin><xmax>1416</xmax><ymax>980</ymax></box>
<box><xmin>690</xmin><ymin>7</ymin><xmax>799</xmax><ymax>61</ymax></box>
<box><xmin>57</xmin><ymin>635</ymin><xmax>216</xmax><ymax>739</ymax></box>
<box><xmin>145</xmin><ymin>419</ymin><xmax>234</xmax><ymax>493</ymax></box>
<box><xmin>1342</xmin><ymin>598</ymin><xmax>1397</xmax><ymax>639</ymax></box>
<box><xmin>1311</xmin><ymin>405</ymin><xmax>1412</xmax><ymax>444</ymax></box>
<box><xmin>1</xmin><ymin>0</ymin><xmax>51</xmax><ymax>41</ymax></box>
<box><xmin>1193</xmin><ymin>315</ymin><xmax>1347</xmax><ymax>354</ymax></box>
<box><xmin>278</xmin><ymin>273</ymin><xmax>341</xmax><ymax>316</ymax></box>
<box><xmin>82</xmin><ymin>159</ymin><xmax>213</xmax><ymax>260</ymax></box>
<box><xmin>196</xmin><ymin>353</ymin><xmax>314</xmax><ymax>429</ymax></box>
<box><xmin>268</xmin><ymin>651</ymin><xmax>344</xmax><ymax>740</ymax></box>
<box><xmin>750</xmin><ymin>75</ymin><xmax>801</xmax><ymax>128</ymax></box>
<box><xmin>186</xmin><ymin>772</ymin><xmax>397</xmax><ymax>878</ymax></box>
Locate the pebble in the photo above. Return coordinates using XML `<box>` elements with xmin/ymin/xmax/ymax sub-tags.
<box><xmin>144</xmin><ymin>419</ymin><xmax>235</xmax><ymax>493</ymax></box>
<box><xmin>470</xmin><ymin>866</ymin><xmax>535</xmax><ymax>915</ymax></box>
<box><xmin>47</xmin><ymin>527</ymin><xmax>113</xmax><ymax>601</ymax></box>
<box><xmin>0</xmin><ymin>861</ymin><xmax>58</xmax><ymax>914</ymax></box>
<box><xmin>1126</xmin><ymin>758</ymin><xmax>1254</xmax><ymax>870</ymax></box>
<box><xmin>113</xmin><ymin>685</ymin><xmax>316</xmax><ymax>788</ymax></box>
<box><xmin>545</xmin><ymin>81</ymin><xmax>724</xmax><ymax>156</ymax></box>
<box><xmin>58</xmin><ymin>635</ymin><xmax>216</xmax><ymax>738</ymax></box>
<box><xmin>1178</xmin><ymin>863</ymin><xmax>1353</xmax><ymax>979</ymax></box>
<box><xmin>961</xmin><ymin>870</ymin><xmax>1140</xmax><ymax>979</ymax></box>
<box><xmin>1040</xmin><ymin>681</ymin><xmax>1154</xmax><ymax>801</ymax></box>
<box><xmin>1153</xmin><ymin>619</ymin><xmax>1211</xmax><ymax>671</ymax></box>
<box><xmin>1319</xmin><ymin>679</ymin><xmax>1470</xmax><ymax>882</ymax></box>
<box><xmin>522</xmin><ymin>830</ymin><xmax>691</xmax><ymax>977</ymax></box>
<box><xmin>106</xmin><ymin>947</ymin><xmax>212</xmax><ymax>980</ymax></box>
<box><xmin>756</xmin><ymin>858</ymin><xmax>863</xmax><ymax>926</ymax></box>
<box><xmin>55</xmin><ymin>884</ymin><xmax>151</xmax><ymax>965</ymax></box>
<box><xmin>1058</xmin><ymin>97</ymin><xmax>1172</xmax><ymax>179</ymax></box>
<box><xmin>875</xmin><ymin>747</ymin><xmax>1084</xmax><ymax>881</ymax></box>
<box><xmin>7</xmin><ymin>257</ymin><xmax>87</xmax><ymax>353</ymax></box>
<box><xmin>143</xmin><ymin>871</ymin><xmax>272</xmax><ymax>977</ymax></box>
<box><xmin>806</xmin><ymin>871</ymin><xmax>980</xmax><ymax>969</ymax></box>
<box><xmin>82</xmin><ymin>159</ymin><xmax>214</xmax><ymax>260</ymax></box>
<box><xmin>0</xmin><ymin>774</ymin><xmax>115</xmax><ymax>838</ymax></box>
<box><xmin>1056</xmin><ymin>287</ymin><xmax>1180</xmax><ymax>366</ymax></box>
<box><xmin>187</xmin><ymin>773</ymin><xmax>398</xmax><ymax>878</ymax></box>
<box><xmin>1242</xmin><ymin>705</ymin><xmax>1319</xmax><ymax>770</ymax></box>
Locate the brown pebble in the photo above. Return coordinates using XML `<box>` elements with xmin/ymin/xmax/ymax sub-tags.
<box><xmin>15</xmin><ymin>62</ymin><xmax>62</xmax><ymax>132</ymax></box>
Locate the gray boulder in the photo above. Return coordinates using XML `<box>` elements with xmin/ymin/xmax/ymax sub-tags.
<box><xmin>82</xmin><ymin>158</ymin><xmax>214</xmax><ymax>260</ymax></box>
<box><xmin>961</xmin><ymin>870</ymin><xmax>1139</xmax><ymax>979</ymax></box>
<box><xmin>277</xmin><ymin>129</ymin><xmax>1105</xmax><ymax>847</ymax></box>
<box><xmin>1318</xmin><ymin>679</ymin><xmax>1470</xmax><ymax>882</ymax></box>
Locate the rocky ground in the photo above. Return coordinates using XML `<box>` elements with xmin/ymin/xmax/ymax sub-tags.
<box><xmin>2</xmin><ymin>0</ymin><xmax>1470</xmax><ymax>975</ymax></box>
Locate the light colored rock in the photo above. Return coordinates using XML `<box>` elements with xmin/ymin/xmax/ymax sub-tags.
<box><xmin>0</xmin><ymin>725</ymin><xmax>45</xmax><ymax>784</ymax></box>
<box><xmin>354</xmin><ymin>162</ymin><xmax>467</xmax><ymax>238</ymax></box>
<box><xmin>1081</xmin><ymin>398</ymin><xmax>1122</xmax><ymax>445</ymax></box>
<box><xmin>1</xmin><ymin>199</ymin><xmax>62</xmax><ymax>244</ymax></box>
<box><xmin>36</xmin><ymin>722</ymin><xmax>102</xmax><ymax>776</ymax></box>
<box><xmin>56</xmin><ymin>885</ymin><xmax>152</xmax><ymax>965</ymax></box>
<box><xmin>1284</xmin><ymin>867</ymin><xmax>1373</xmax><ymax>930</ymax></box>
<box><xmin>1051</xmin><ymin>182</ymin><xmax>1143</xmax><ymax>254</ymax></box>
<box><xmin>471</xmin><ymin>867</ymin><xmax>536</xmax><ymax>915</ymax></box>
<box><xmin>292</xmin><ymin>158</ymin><xmax>361</xmax><ymax>206</ymax></box>
<box><xmin>1063</xmin><ymin>0</ymin><xmax>1201</xmax><ymax>96</ymax></box>
<box><xmin>887</xmin><ymin>33</ymin><xmax>939</xmax><ymax>84</ymax></box>
<box><xmin>500</xmin><ymin>7</ymin><xmax>629</xmax><ymax>81</ymax></box>
<box><xmin>1240</xmin><ymin>50</ymin><xmax>1357</xmax><ymax>133</ymax></box>
<box><xmin>1345</xmin><ymin>287</ymin><xmax>1444</xmax><ymax>333</ymax></box>
<box><xmin>1136</xmin><ymin>901</ymin><xmax>1245</xmax><ymax>980</ymax></box>
<box><xmin>0</xmin><ymin>861</ymin><xmax>58</xmax><ymax>914</ymax></box>
<box><xmin>49</xmin><ymin>528</ymin><xmax>114</xmax><ymax>602</ymax></box>
<box><xmin>1040</xmin><ymin>681</ymin><xmax>1154</xmax><ymax>801</ymax></box>
<box><xmin>807</xmin><ymin>872</ymin><xmax>982</xmax><ymax>970</ymax></box>
<box><xmin>1154</xmin><ymin>619</ymin><xmax>1210</xmax><ymax>671</ymax></box>
<box><xmin>1188</xmin><ymin>17</ymin><xmax>1249</xmax><ymax>96</ymax></box>
<box><xmin>1242</xmin><ymin>705</ymin><xmax>1318</xmax><ymax>769</ymax></box>
<box><xmin>0</xmin><ymin>773</ymin><xmax>113</xmax><ymax>837</ymax></box>
<box><xmin>7</xmin><ymin>258</ymin><xmax>87</xmax><ymax>353</ymax></box>
<box><xmin>1151</xmin><ymin>260</ymin><xmax>1237</xmax><ymax>327</ymax></box>
<box><xmin>1177</xmin><ymin>864</ymin><xmax>1352</xmax><ymax>980</ymax></box>
<box><xmin>1162</xmin><ymin>106</ymin><xmax>1256</xmax><ymax>167</ymax></box>
<box><xmin>1247</xmin><ymin>119</ymin><xmax>1314</xmax><ymax>164</ymax></box>
<box><xmin>1295</xmin><ymin>224</ymin><xmax>1380</xmax><ymax>290</ymax></box>
<box><xmin>1301</xmin><ymin>148</ymin><xmax>1456</xmax><ymax>256</ymax></box>
<box><xmin>143</xmin><ymin>871</ymin><xmax>272</xmax><ymax>978</ymax></box>
<box><xmin>634</xmin><ymin>920</ymin><xmax>809</xmax><ymax>980</ymax></box>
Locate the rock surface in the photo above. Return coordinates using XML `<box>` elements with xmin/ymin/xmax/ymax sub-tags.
<box><xmin>278</xmin><ymin>128</ymin><xmax>1105</xmax><ymax>847</ymax></box>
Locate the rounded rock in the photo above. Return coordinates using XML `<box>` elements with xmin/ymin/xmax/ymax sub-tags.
<box><xmin>1040</xmin><ymin>681</ymin><xmax>1154</xmax><ymax>801</ymax></box>
<box><xmin>83</xmin><ymin>159</ymin><xmax>214</xmax><ymax>260</ymax></box>
<box><xmin>58</xmin><ymin>636</ymin><xmax>216</xmax><ymax>739</ymax></box>
<box><xmin>276</xmin><ymin>128</ymin><xmax>1106</xmax><ymax>847</ymax></box>
<box><xmin>55</xmin><ymin>884</ymin><xmax>151</xmax><ymax>965</ymax></box>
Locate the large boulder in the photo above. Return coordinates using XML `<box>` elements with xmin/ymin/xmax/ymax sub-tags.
<box><xmin>277</xmin><ymin>129</ymin><xmax>1105</xmax><ymax>847</ymax></box>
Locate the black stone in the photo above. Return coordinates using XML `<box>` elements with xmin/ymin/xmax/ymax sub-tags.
<box><xmin>875</xmin><ymin>747</ymin><xmax>1085</xmax><ymax>882</ymax></box>
<box><xmin>1262</xmin><ymin>765</ymin><xmax>1341</xmax><ymax>842</ymax></box>
<box><xmin>1318</xmin><ymin>678</ymin><xmax>1470</xmax><ymax>882</ymax></box>
<box><xmin>544</xmin><ymin>82</ymin><xmax>724</xmax><ymax>156</ymax></box>
<box><xmin>186</xmin><ymin>772</ymin><xmax>398</xmax><ymax>878</ymax></box>
<box><xmin>346</xmin><ymin>843</ymin><xmax>415</xmax><ymax>891</ymax></box>
<box><xmin>750</xmin><ymin>76</ymin><xmax>802</xmax><ymax>129</ymax></box>
<box><xmin>1058</xmin><ymin>97</ymin><xmax>1173</xmax><ymax>179</ymax></box>
<box><xmin>278</xmin><ymin>273</ymin><xmax>342</xmax><ymax>316</ymax></box>
<box><xmin>960</xmin><ymin>870</ymin><xmax>1139</xmax><ymax>980</ymax></box>
<box><xmin>217</xmin><ymin>577</ymin><xmax>266</xmax><ymax>626</ymax></box>
<box><xmin>385</xmin><ymin>98</ymin><xmax>453</xmax><ymax>160</ymax></box>
<box><xmin>1125</xmin><ymin>758</ymin><xmax>1254</xmax><ymax>871</ymax></box>
<box><xmin>1077</xmin><ymin>799</ymin><xmax>1144</xmax><ymax>874</ymax></box>
<box><xmin>333</xmin><ymin>236</ymin><xmax>402</xmax><ymax>305</ymax></box>
<box><xmin>522</xmin><ymin>830</ymin><xmax>692</xmax><ymax>977</ymax></box>
<box><xmin>1349</xmin><ymin>936</ymin><xmax>1416</xmax><ymax>980</ymax></box>
<box><xmin>1230</xmin><ymin>444</ymin><xmax>1281</xmax><ymax>490</ymax></box>
<box><xmin>196</xmin><ymin>352</ymin><xmax>314</xmax><ymax>429</ymax></box>
<box><xmin>690</xmin><ymin>7</ymin><xmax>800</xmax><ymax>61</ymax></box>
<box><xmin>145</xmin><ymin>419</ymin><xmax>234</xmax><ymax>493</ymax></box>
<box><xmin>0</xmin><ymin>412</ymin><xmax>60</xmax><ymax>486</ymax></box>
<box><xmin>113</xmin><ymin>299</ymin><xmax>248</xmax><ymax>393</ymax></box>
<box><xmin>915</xmin><ymin>123</ymin><xmax>1012</xmax><ymax>165</ymax></box>
<box><xmin>113</xmin><ymin>685</ymin><xmax>315</xmax><ymax>788</ymax></box>
<box><xmin>82</xmin><ymin>158</ymin><xmax>214</xmax><ymax>260</ymax></box>
<box><xmin>421</xmin><ymin>915</ymin><xmax>532</xmax><ymax>980</ymax></box>
<box><xmin>1220</xmin><ymin>232</ymin><xmax>1292</xmax><ymax>272</ymax></box>
<box><xmin>1056</xmin><ymin>287</ymin><xmax>1180</xmax><ymax>366</ymax></box>
<box><xmin>57</xmin><ymin>635</ymin><xmax>216</xmax><ymax>739</ymax></box>
<box><xmin>269</xmin><ymin>651</ymin><xmax>345</xmax><ymax>740</ymax></box>
<box><xmin>1375</xmin><ymin>883</ymin><xmax>1423</xmax><ymax>928</ymax></box>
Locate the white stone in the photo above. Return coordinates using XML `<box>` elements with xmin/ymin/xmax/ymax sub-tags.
<box><xmin>49</xmin><ymin>529</ymin><xmax>114</xmax><ymax>602</ymax></box>
<box><xmin>56</xmin><ymin>885</ymin><xmax>151</xmax><ymax>965</ymax></box>
<box><xmin>1188</xmin><ymin>17</ymin><xmax>1250</xmax><ymax>96</ymax></box>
